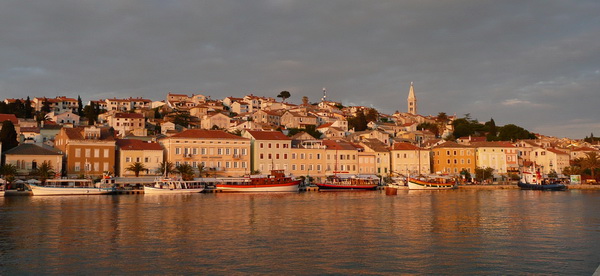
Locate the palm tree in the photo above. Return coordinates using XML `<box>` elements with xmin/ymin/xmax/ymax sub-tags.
<box><xmin>125</xmin><ymin>162</ymin><xmax>147</xmax><ymax>177</ymax></box>
<box><xmin>32</xmin><ymin>161</ymin><xmax>55</xmax><ymax>184</ymax></box>
<box><xmin>156</xmin><ymin>161</ymin><xmax>175</xmax><ymax>177</ymax></box>
<box><xmin>0</xmin><ymin>164</ymin><xmax>18</xmax><ymax>184</ymax></box>
<box><xmin>197</xmin><ymin>163</ymin><xmax>208</xmax><ymax>178</ymax></box>
<box><xmin>176</xmin><ymin>163</ymin><xmax>195</xmax><ymax>181</ymax></box>
<box><xmin>581</xmin><ymin>152</ymin><xmax>600</xmax><ymax>179</ymax></box>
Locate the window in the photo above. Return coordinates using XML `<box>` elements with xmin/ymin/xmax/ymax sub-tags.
<box><xmin>260</xmin><ymin>154</ymin><xmax>264</xmax><ymax>159</ymax></box>
<box><xmin>176</xmin><ymin>148</ymin><xmax>181</xmax><ymax>155</ymax></box>
<box><xmin>103</xmin><ymin>162</ymin><xmax>109</xmax><ymax>172</ymax></box>
<box><xmin>292</xmin><ymin>153</ymin><xmax>296</xmax><ymax>159</ymax></box>
<box><xmin>75</xmin><ymin>162</ymin><xmax>81</xmax><ymax>172</ymax></box>
<box><xmin>292</xmin><ymin>164</ymin><xmax>296</xmax><ymax>170</ymax></box>
<box><xmin>75</xmin><ymin>148</ymin><xmax>81</xmax><ymax>157</ymax></box>
<box><xmin>260</xmin><ymin>143</ymin><xmax>264</xmax><ymax>148</ymax></box>
<box><xmin>226</xmin><ymin>148</ymin><xmax>230</xmax><ymax>155</ymax></box>
<box><xmin>317</xmin><ymin>154</ymin><xmax>321</xmax><ymax>159</ymax></box>
<box><xmin>104</xmin><ymin>149</ymin><xmax>109</xmax><ymax>157</ymax></box>
<box><xmin>242</xmin><ymin>162</ymin><xmax>247</xmax><ymax>168</ymax></box>
<box><xmin>126</xmin><ymin>157</ymin><xmax>131</xmax><ymax>162</ymax></box>
<box><xmin>94</xmin><ymin>149</ymin><xmax>99</xmax><ymax>157</ymax></box>
<box><xmin>268</xmin><ymin>154</ymin><xmax>272</xmax><ymax>159</ymax></box>
<box><xmin>85</xmin><ymin>149</ymin><xmax>91</xmax><ymax>157</ymax></box>
<box><xmin>242</xmin><ymin>149</ymin><xmax>247</xmax><ymax>155</ymax></box>
<box><xmin>276</xmin><ymin>154</ymin><xmax>280</xmax><ymax>159</ymax></box>
<box><xmin>276</xmin><ymin>144</ymin><xmax>280</xmax><ymax>148</ymax></box>
<box><xmin>268</xmin><ymin>143</ymin><xmax>272</xmax><ymax>148</ymax></box>
<box><xmin>284</xmin><ymin>154</ymin><xmax>288</xmax><ymax>159</ymax></box>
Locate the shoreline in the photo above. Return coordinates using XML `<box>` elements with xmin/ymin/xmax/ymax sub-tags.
<box><xmin>391</xmin><ymin>184</ymin><xmax>600</xmax><ymax>190</ymax></box>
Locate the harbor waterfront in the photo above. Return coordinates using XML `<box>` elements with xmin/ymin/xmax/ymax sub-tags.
<box><xmin>1</xmin><ymin>190</ymin><xmax>600</xmax><ymax>274</ymax></box>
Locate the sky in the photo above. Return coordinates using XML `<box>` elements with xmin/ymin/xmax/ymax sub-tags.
<box><xmin>1</xmin><ymin>1</ymin><xmax>599</xmax><ymax>139</ymax></box>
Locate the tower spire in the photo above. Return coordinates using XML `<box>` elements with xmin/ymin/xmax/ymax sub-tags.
<box><xmin>407</xmin><ymin>82</ymin><xmax>417</xmax><ymax>115</ymax></box>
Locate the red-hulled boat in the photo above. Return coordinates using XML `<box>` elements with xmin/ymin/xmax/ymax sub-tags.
<box><xmin>215</xmin><ymin>170</ymin><xmax>300</xmax><ymax>192</ymax></box>
<box><xmin>315</xmin><ymin>175</ymin><xmax>380</xmax><ymax>191</ymax></box>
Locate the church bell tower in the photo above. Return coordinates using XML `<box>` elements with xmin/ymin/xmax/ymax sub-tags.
<box><xmin>407</xmin><ymin>82</ymin><xmax>417</xmax><ymax>115</ymax></box>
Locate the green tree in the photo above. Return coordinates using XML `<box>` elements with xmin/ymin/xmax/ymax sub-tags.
<box><xmin>417</xmin><ymin>122</ymin><xmax>440</xmax><ymax>137</ymax></box>
<box><xmin>365</xmin><ymin>108</ymin><xmax>379</xmax><ymax>123</ymax></box>
<box><xmin>24</xmin><ymin>97</ymin><xmax>34</xmax><ymax>119</ymax></box>
<box><xmin>156</xmin><ymin>161</ymin><xmax>175</xmax><ymax>177</ymax></box>
<box><xmin>83</xmin><ymin>102</ymin><xmax>98</xmax><ymax>125</ymax></box>
<box><xmin>497</xmin><ymin>124</ymin><xmax>536</xmax><ymax>141</ymax></box>
<box><xmin>277</xmin><ymin>91</ymin><xmax>291</xmax><ymax>102</ymax></box>
<box><xmin>348</xmin><ymin>111</ymin><xmax>368</xmax><ymax>131</ymax></box>
<box><xmin>41</xmin><ymin>98</ymin><xmax>51</xmax><ymax>113</ymax></box>
<box><xmin>176</xmin><ymin>163</ymin><xmax>195</xmax><ymax>181</ymax></box>
<box><xmin>302</xmin><ymin>96</ymin><xmax>309</xmax><ymax>106</ymax></box>
<box><xmin>197</xmin><ymin>163</ymin><xmax>209</xmax><ymax>178</ymax></box>
<box><xmin>0</xmin><ymin>120</ymin><xmax>19</xmax><ymax>152</ymax></box>
<box><xmin>0</xmin><ymin>164</ymin><xmax>18</xmax><ymax>183</ymax></box>
<box><xmin>580</xmin><ymin>152</ymin><xmax>600</xmax><ymax>180</ymax></box>
<box><xmin>77</xmin><ymin>95</ymin><xmax>84</xmax><ymax>116</ymax></box>
<box><xmin>126</xmin><ymin>162</ymin><xmax>147</xmax><ymax>177</ymax></box>
<box><xmin>32</xmin><ymin>161</ymin><xmax>55</xmax><ymax>184</ymax></box>
<box><xmin>474</xmin><ymin>167</ymin><xmax>495</xmax><ymax>182</ymax></box>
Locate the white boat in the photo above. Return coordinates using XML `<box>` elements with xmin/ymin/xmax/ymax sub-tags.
<box><xmin>5</xmin><ymin>179</ymin><xmax>113</xmax><ymax>196</ymax></box>
<box><xmin>215</xmin><ymin>170</ymin><xmax>300</xmax><ymax>192</ymax></box>
<box><xmin>407</xmin><ymin>176</ymin><xmax>456</xmax><ymax>190</ymax></box>
<box><xmin>386</xmin><ymin>177</ymin><xmax>405</xmax><ymax>189</ymax></box>
<box><xmin>145</xmin><ymin>178</ymin><xmax>205</xmax><ymax>194</ymax></box>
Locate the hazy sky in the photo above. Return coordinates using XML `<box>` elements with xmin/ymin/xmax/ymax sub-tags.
<box><xmin>1</xmin><ymin>1</ymin><xmax>599</xmax><ymax>138</ymax></box>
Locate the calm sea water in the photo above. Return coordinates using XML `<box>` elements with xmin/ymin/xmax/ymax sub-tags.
<box><xmin>1</xmin><ymin>190</ymin><xmax>599</xmax><ymax>275</ymax></box>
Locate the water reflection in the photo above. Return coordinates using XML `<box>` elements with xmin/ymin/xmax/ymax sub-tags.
<box><xmin>1</xmin><ymin>190</ymin><xmax>599</xmax><ymax>274</ymax></box>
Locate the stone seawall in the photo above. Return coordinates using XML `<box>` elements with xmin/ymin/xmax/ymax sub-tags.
<box><xmin>458</xmin><ymin>184</ymin><xmax>600</xmax><ymax>190</ymax></box>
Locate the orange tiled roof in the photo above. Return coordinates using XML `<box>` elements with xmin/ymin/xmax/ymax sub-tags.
<box><xmin>391</xmin><ymin>142</ymin><xmax>421</xmax><ymax>150</ymax></box>
<box><xmin>169</xmin><ymin>129</ymin><xmax>248</xmax><ymax>140</ymax></box>
<box><xmin>115</xmin><ymin>113</ymin><xmax>144</xmax><ymax>119</ymax></box>
<box><xmin>116</xmin><ymin>139</ymin><xmax>163</xmax><ymax>150</ymax></box>
<box><xmin>0</xmin><ymin>114</ymin><xmax>19</xmax><ymax>124</ymax></box>
<box><xmin>246</xmin><ymin>130</ymin><xmax>290</xmax><ymax>140</ymax></box>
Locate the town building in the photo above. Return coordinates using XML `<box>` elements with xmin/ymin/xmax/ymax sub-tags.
<box><xmin>159</xmin><ymin>129</ymin><xmax>250</xmax><ymax>177</ymax></box>
<box><xmin>243</xmin><ymin>130</ymin><xmax>291</xmax><ymax>173</ymax></box>
<box><xmin>54</xmin><ymin>126</ymin><xmax>116</xmax><ymax>177</ymax></box>
<box><xmin>432</xmin><ymin>141</ymin><xmax>476</xmax><ymax>175</ymax></box>
<box><xmin>3</xmin><ymin>143</ymin><xmax>63</xmax><ymax>177</ymax></box>
<box><xmin>390</xmin><ymin>142</ymin><xmax>431</xmax><ymax>176</ymax></box>
<box><xmin>115</xmin><ymin>139</ymin><xmax>163</xmax><ymax>177</ymax></box>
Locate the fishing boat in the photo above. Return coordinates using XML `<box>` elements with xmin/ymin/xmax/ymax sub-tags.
<box><xmin>407</xmin><ymin>176</ymin><xmax>457</xmax><ymax>190</ymax></box>
<box><xmin>4</xmin><ymin>179</ymin><xmax>113</xmax><ymax>196</ymax></box>
<box><xmin>315</xmin><ymin>175</ymin><xmax>380</xmax><ymax>190</ymax></box>
<box><xmin>145</xmin><ymin>177</ymin><xmax>205</xmax><ymax>194</ymax></box>
<box><xmin>215</xmin><ymin>170</ymin><xmax>300</xmax><ymax>192</ymax></box>
<box><xmin>517</xmin><ymin>170</ymin><xmax>567</xmax><ymax>191</ymax></box>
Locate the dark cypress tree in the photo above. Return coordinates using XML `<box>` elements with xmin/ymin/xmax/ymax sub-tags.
<box><xmin>24</xmin><ymin>96</ymin><xmax>34</xmax><ymax>119</ymax></box>
<box><xmin>77</xmin><ymin>95</ymin><xmax>84</xmax><ymax>116</ymax></box>
<box><xmin>41</xmin><ymin>98</ymin><xmax>51</xmax><ymax>113</ymax></box>
<box><xmin>0</xmin><ymin>120</ymin><xmax>19</xmax><ymax>152</ymax></box>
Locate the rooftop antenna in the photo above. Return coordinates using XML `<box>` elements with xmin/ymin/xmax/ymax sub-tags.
<box><xmin>321</xmin><ymin>87</ymin><xmax>327</xmax><ymax>102</ymax></box>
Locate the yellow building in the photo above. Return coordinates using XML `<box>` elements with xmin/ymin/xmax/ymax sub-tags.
<box><xmin>4</xmin><ymin>143</ymin><xmax>63</xmax><ymax>177</ymax></box>
<box><xmin>390</xmin><ymin>142</ymin><xmax>431</xmax><ymax>176</ymax></box>
<box><xmin>322</xmin><ymin>140</ymin><xmax>360</xmax><ymax>176</ymax></box>
<box><xmin>432</xmin><ymin>141</ymin><xmax>476</xmax><ymax>175</ymax></box>
<box><xmin>290</xmin><ymin>140</ymin><xmax>327</xmax><ymax>180</ymax></box>
<box><xmin>159</xmin><ymin>129</ymin><xmax>250</xmax><ymax>177</ymax></box>
<box><xmin>54</xmin><ymin>126</ymin><xmax>116</xmax><ymax>177</ymax></box>
<box><xmin>116</xmin><ymin>139</ymin><xmax>163</xmax><ymax>177</ymax></box>
<box><xmin>243</xmin><ymin>130</ymin><xmax>292</xmax><ymax>174</ymax></box>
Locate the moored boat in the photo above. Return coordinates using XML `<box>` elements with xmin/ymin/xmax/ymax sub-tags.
<box><xmin>145</xmin><ymin>178</ymin><xmax>205</xmax><ymax>194</ymax></box>
<box><xmin>215</xmin><ymin>170</ymin><xmax>300</xmax><ymax>192</ymax></box>
<box><xmin>517</xmin><ymin>171</ymin><xmax>567</xmax><ymax>191</ymax></box>
<box><xmin>315</xmin><ymin>175</ymin><xmax>380</xmax><ymax>190</ymax></box>
<box><xmin>407</xmin><ymin>176</ymin><xmax>456</xmax><ymax>190</ymax></box>
<box><xmin>5</xmin><ymin>179</ymin><xmax>113</xmax><ymax>196</ymax></box>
